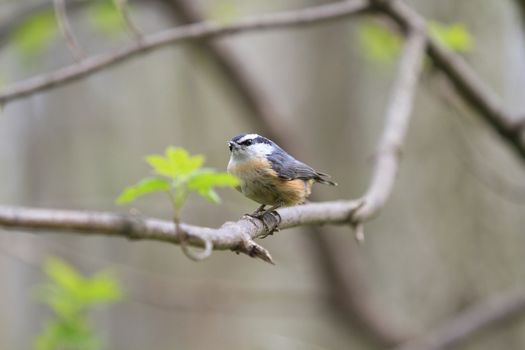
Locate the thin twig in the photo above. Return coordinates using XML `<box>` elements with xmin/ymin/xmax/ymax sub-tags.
<box><xmin>0</xmin><ymin>0</ymin><xmax>369</xmax><ymax>105</ymax></box>
<box><xmin>176</xmin><ymin>214</ymin><xmax>214</xmax><ymax>262</ymax></box>
<box><xmin>0</xmin><ymin>201</ymin><xmax>360</xmax><ymax>264</ymax></box>
<box><xmin>115</xmin><ymin>0</ymin><xmax>143</xmax><ymax>39</ymax></box>
<box><xmin>393</xmin><ymin>290</ymin><xmax>525</xmax><ymax>350</ymax></box>
<box><xmin>350</xmin><ymin>26</ymin><xmax>426</xmax><ymax>240</ymax></box>
<box><xmin>53</xmin><ymin>0</ymin><xmax>84</xmax><ymax>61</ymax></box>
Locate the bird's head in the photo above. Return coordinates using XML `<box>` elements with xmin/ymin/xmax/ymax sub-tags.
<box><xmin>228</xmin><ymin>133</ymin><xmax>275</xmax><ymax>161</ymax></box>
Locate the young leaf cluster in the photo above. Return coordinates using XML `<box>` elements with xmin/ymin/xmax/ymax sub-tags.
<box><xmin>116</xmin><ymin>147</ymin><xmax>239</xmax><ymax>213</ymax></box>
<box><xmin>34</xmin><ymin>257</ymin><xmax>122</xmax><ymax>350</ymax></box>
<box><xmin>357</xmin><ymin>19</ymin><xmax>474</xmax><ymax>64</ymax></box>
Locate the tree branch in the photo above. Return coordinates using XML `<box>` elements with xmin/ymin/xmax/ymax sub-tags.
<box><xmin>0</xmin><ymin>0</ymin><xmax>369</xmax><ymax>105</ymax></box>
<box><xmin>378</xmin><ymin>0</ymin><xmax>525</xmax><ymax>162</ymax></box>
<box><xmin>0</xmin><ymin>201</ymin><xmax>359</xmax><ymax>264</ymax></box>
<box><xmin>393</xmin><ymin>290</ymin><xmax>525</xmax><ymax>350</ymax></box>
<box><xmin>350</xmin><ymin>25</ymin><xmax>426</xmax><ymax>240</ymax></box>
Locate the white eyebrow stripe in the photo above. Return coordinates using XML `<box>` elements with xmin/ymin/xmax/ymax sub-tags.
<box><xmin>237</xmin><ymin>134</ymin><xmax>259</xmax><ymax>143</ymax></box>
<box><xmin>251</xmin><ymin>143</ymin><xmax>273</xmax><ymax>155</ymax></box>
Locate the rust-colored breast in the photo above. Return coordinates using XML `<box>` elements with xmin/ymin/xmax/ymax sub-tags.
<box><xmin>228</xmin><ymin>158</ymin><xmax>312</xmax><ymax>206</ymax></box>
<box><xmin>277</xmin><ymin>178</ymin><xmax>311</xmax><ymax>206</ymax></box>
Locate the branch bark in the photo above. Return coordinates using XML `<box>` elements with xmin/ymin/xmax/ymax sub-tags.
<box><xmin>394</xmin><ymin>290</ymin><xmax>525</xmax><ymax>350</ymax></box>
<box><xmin>0</xmin><ymin>201</ymin><xmax>359</xmax><ymax>264</ymax></box>
<box><xmin>0</xmin><ymin>0</ymin><xmax>369</xmax><ymax>105</ymax></box>
<box><xmin>350</xmin><ymin>25</ymin><xmax>426</xmax><ymax>240</ymax></box>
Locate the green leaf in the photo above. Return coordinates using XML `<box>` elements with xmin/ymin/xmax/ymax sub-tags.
<box><xmin>357</xmin><ymin>21</ymin><xmax>401</xmax><ymax>63</ymax></box>
<box><xmin>146</xmin><ymin>147</ymin><xmax>204</xmax><ymax>178</ymax></box>
<box><xmin>35</xmin><ymin>284</ymin><xmax>78</xmax><ymax>319</ymax></box>
<box><xmin>165</xmin><ymin>147</ymin><xmax>204</xmax><ymax>176</ymax></box>
<box><xmin>203</xmin><ymin>189</ymin><xmax>221</xmax><ymax>203</ymax></box>
<box><xmin>35</xmin><ymin>321</ymin><xmax>100</xmax><ymax>350</ymax></box>
<box><xmin>429</xmin><ymin>21</ymin><xmax>473</xmax><ymax>53</ymax></box>
<box><xmin>79</xmin><ymin>272</ymin><xmax>122</xmax><ymax>304</ymax></box>
<box><xmin>44</xmin><ymin>257</ymin><xmax>84</xmax><ymax>292</ymax></box>
<box><xmin>87</xmin><ymin>0</ymin><xmax>124</xmax><ymax>36</ymax></box>
<box><xmin>119</xmin><ymin>146</ymin><xmax>236</xmax><ymax>208</ymax></box>
<box><xmin>144</xmin><ymin>155</ymin><xmax>173</xmax><ymax>178</ymax></box>
<box><xmin>34</xmin><ymin>257</ymin><xmax>121</xmax><ymax>350</ymax></box>
<box><xmin>188</xmin><ymin>171</ymin><xmax>240</xmax><ymax>189</ymax></box>
<box><xmin>188</xmin><ymin>171</ymin><xmax>240</xmax><ymax>203</ymax></box>
<box><xmin>116</xmin><ymin>177</ymin><xmax>170</xmax><ymax>204</ymax></box>
<box><xmin>12</xmin><ymin>10</ymin><xmax>58</xmax><ymax>60</ymax></box>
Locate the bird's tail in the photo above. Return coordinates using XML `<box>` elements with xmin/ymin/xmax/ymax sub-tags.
<box><xmin>315</xmin><ymin>172</ymin><xmax>337</xmax><ymax>186</ymax></box>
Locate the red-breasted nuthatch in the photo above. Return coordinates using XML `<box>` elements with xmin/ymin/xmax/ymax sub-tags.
<box><xmin>227</xmin><ymin>133</ymin><xmax>337</xmax><ymax>219</ymax></box>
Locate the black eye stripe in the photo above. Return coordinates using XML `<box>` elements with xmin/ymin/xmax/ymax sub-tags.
<box><xmin>230</xmin><ymin>134</ymin><xmax>273</xmax><ymax>147</ymax></box>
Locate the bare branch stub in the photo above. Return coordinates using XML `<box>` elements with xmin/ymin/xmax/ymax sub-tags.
<box><xmin>350</xmin><ymin>27</ymin><xmax>426</xmax><ymax>240</ymax></box>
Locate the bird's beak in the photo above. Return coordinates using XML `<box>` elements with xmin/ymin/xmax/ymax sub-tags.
<box><xmin>228</xmin><ymin>141</ymin><xmax>239</xmax><ymax>151</ymax></box>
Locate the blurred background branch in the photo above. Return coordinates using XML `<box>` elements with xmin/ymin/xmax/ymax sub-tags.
<box><xmin>395</xmin><ymin>290</ymin><xmax>525</xmax><ymax>350</ymax></box>
<box><xmin>351</xmin><ymin>26</ymin><xmax>426</xmax><ymax>241</ymax></box>
<box><xmin>0</xmin><ymin>0</ymin><xmax>369</xmax><ymax>105</ymax></box>
<box><xmin>379</xmin><ymin>0</ymin><xmax>525</xmax><ymax>162</ymax></box>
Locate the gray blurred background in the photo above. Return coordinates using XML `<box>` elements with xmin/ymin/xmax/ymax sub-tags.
<box><xmin>1</xmin><ymin>0</ymin><xmax>525</xmax><ymax>349</ymax></box>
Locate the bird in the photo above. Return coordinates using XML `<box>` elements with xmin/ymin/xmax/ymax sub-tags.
<box><xmin>227</xmin><ymin>133</ymin><xmax>337</xmax><ymax>224</ymax></box>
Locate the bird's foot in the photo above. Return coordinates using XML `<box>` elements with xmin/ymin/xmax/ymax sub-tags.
<box><xmin>242</xmin><ymin>209</ymin><xmax>281</xmax><ymax>239</ymax></box>
<box><xmin>259</xmin><ymin>210</ymin><xmax>281</xmax><ymax>239</ymax></box>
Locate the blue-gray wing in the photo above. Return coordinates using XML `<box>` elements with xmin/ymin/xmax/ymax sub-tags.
<box><xmin>267</xmin><ymin>150</ymin><xmax>336</xmax><ymax>186</ymax></box>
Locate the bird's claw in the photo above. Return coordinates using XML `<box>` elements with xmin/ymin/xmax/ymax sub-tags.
<box><xmin>258</xmin><ymin>210</ymin><xmax>281</xmax><ymax>239</ymax></box>
<box><xmin>242</xmin><ymin>206</ymin><xmax>281</xmax><ymax>239</ymax></box>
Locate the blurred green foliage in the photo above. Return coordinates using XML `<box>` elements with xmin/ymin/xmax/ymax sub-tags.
<box><xmin>87</xmin><ymin>0</ymin><xmax>125</xmax><ymax>36</ymax></box>
<box><xmin>358</xmin><ymin>19</ymin><xmax>474</xmax><ymax>64</ymax></box>
<box><xmin>12</xmin><ymin>10</ymin><xmax>58</xmax><ymax>61</ymax></box>
<box><xmin>117</xmin><ymin>147</ymin><xmax>239</xmax><ymax>214</ymax></box>
<box><xmin>34</xmin><ymin>257</ymin><xmax>122</xmax><ymax>350</ymax></box>
<box><xmin>357</xmin><ymin>22</ymin><xmax>401</xmax><ymax>63</ymax></box>
<box><xmin>11</xmin><ymin>0</ymin><xmax>125</xmax><ymax>62</ymax></box>
<box><xmin>428</xmin><ymin>21</ymin><xmax>473</xmax><ymax>53</ymax></box>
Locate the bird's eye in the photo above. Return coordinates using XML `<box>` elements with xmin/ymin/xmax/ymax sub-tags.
<box><xmin>243</xmin><ymin>139</ymin><xmax>253</xmax><ymax>146</ymax></box>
